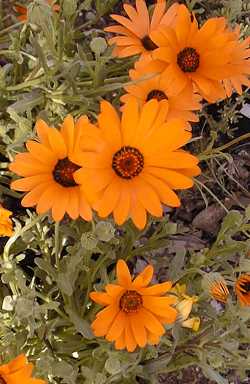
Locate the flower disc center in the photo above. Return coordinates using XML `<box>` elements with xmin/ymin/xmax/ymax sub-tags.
<box><xmin>141</xmin><ymin>35</ymin><xmax>158</xmax><ymax>51</ymax></box>
<box><xmin>147</xmin><ymin>89</ymin><xmax>168</xmax><ymax>102</ymax></box>
<box><xmin>112</xmin><ymin>146</ymin><xmax>144</xmax><ymax>179</ymax></box>
<box><xmin>53</xmin><ymin>157</ymin><xmax>80</xmax><ymax>187</ymax></box>
<box><xmin>120</xmin><ymin>290</ymin><xmax>143</xmax><ymax>313</ymax></box>
<box><xmin>177</xmin><ymin>47</ymin><xmax>200</xmax><ymax>73</ymax></box>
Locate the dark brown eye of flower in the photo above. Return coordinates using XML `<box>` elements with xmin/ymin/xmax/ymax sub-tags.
<box><xmin>120</xmin><ymin>290</ymin><xmax>143</xmax><ymax>313</ymax></box>
<box><xmin>177</xmin><ymin>47</ymin><xmax>200</xmax><ymax>73</ymax></box>
<box><xmin>0</xmin><ymin>376</ymin><xmax>6</xmax><ymax>384</ymax></box>
<box><xmin>141</xmin><ymin>35</ymin><xmax>158</xmax><ymax>51</ymax></box>
<box><xmin>112</xmin><ymin>146</ymin><xmax>144</xmax><ymax>179</ymax></box>
<box><xmin>53</xmin><ymin>157</ymin><xmax>80</xmax><ymax>187</ymax></box>
<box><xmin>146</xmin><ymin>89</ymin><xmax>168</xmax><ymax>102</ymax></box>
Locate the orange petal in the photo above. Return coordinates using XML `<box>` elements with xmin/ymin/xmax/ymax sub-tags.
<box><xmin>11</xmin><ymin>174</ymin><xmax>52</xmax><ymax>191</ymax></box>
<box><xmin>95</xmin><ymin>178</ymin><xmax>121</xmax><ymax>218</ymax></box>
<box><xmin>139</xmin><ymin>281</ymin><xmax>172</xmax><ymax>296</ymax></box>
<box><xmin>92</xmin><ymin>305</ymin><xmax>119</xmax><ymax>337</ymax></box>
<box><xmin>60</xmin><ymin>115</ymin><xmax>75</xmax><ymax>155</ymax></box>
<box><xmin>134</xmin><ymin>178</ymin><xmax>163</xmax><ymax>217</ymax></box>
<box><xmin>141</xmin><ymin>172</ymin><xmax>181</xmax><ymax>207</ymax></box>
<box><xmin>90</xmin><ymin>292</ymin><xmax>112</xmax><ymax>306</ymax></box>
<box><xmin>106</xmin><ymin>310</ymin><xmax>126</xmax><ymax>341</ymax></box>
<box><xmin>66</xmin><ymin>187</ymin><xmax>79</xmax><ymax>220</ymax></box>
<box><xmin>116</xmin><ymin>260</ymin><xmax>132</xmax><ymax>287</ymax></box>
<box><xmin>21</xmin><ymin>184</ymin><xmax>48</xmax><ymax>207</ymax></box>
<box><xmin>132</xmin><ymin>265</ymin><xmax>154</xmax><ymax>288</ymax></box>
<box><xmin>125</xmin><ymin>321</ymin><xmax>137</xmax><ymax>352</ymax></box>
<box><xmin>98</xmin><ymin>101</ymin><xmax>121</xmax><ymax>151</ymax></box>
<box><xmin>113</xmin><ymin>183</ymin><xmax>131</xmax><ymax>226</ymax></box>
<box><xmin>48</xmin><ymin>128</ymin><xmax>67</xmax><ymax>159</ymax></box>
<box><xmin>121</xmin><ymin>97</ymin><xmax>139</xmax><ymax>145</ymax></box>
<box><xmin>139</xmin><ymin>308</ymin><xmax>165</xmax><ymax>335</ymax></box>
<box><xmin>130</xmin><ymin>313</ymin><xmax>147</xmax><ymax>347</ymax></box>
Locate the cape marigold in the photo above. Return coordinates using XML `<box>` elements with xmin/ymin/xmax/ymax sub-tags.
<box><xmin>105</xmin><ymin>0</ymin><xmax>179</xmax><ymax>58</ymax></box>
<box><xmin>0</xmin><ymin>354</ymin><xmax>45</xmax><ymax>384</ymax></box>
<box><xmin>121</xmin><ymin>58</ymin><xmax>201</xmax><ymax>124</ymax></box>
<box><xmin>14</xmin><ymin>0</ymin><xmax>60</xmax><ymax>22</ymax></box>
<box><xmin>9</xmin><ymin>116</ymin><xmax>92</xmax><ymax>222</ymax></box>
<box><xmin>151</xmin><ymin>5</ymin><xmax>240</xmax><ymax>101</ymax></box>
<box><xmin>0</xmin><ymin>206</ymin><xmax>13</xmax><ymax>237</ymax></box>
<box><xmin>90</xmin><ymin>259</ymin><xmax>177</xmax><ymax>352</ymax></box>
<box><xmin>235</xmin><ymin>274</ymin><xmax>250</xmax><ymax>306</ymax></box>
<box><xmin>75</xmin><ymin>99</ymin><xmax>200</xmax><ymax>229</ymax></box>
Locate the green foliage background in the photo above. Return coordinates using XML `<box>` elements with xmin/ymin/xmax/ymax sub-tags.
<box><xmin>0</xmin><ymin>0</ymin><xmax>250</xmax><ymax>383</ymax></box>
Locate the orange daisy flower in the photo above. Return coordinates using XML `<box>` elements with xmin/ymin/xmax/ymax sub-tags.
<box><xmin>151</xmin><ymin>5</ymin><xmax>240</xmax><ymax>101</ymax></box>
<box><xmin>235</xmin><ymin>274</ymin><xmax>250</xmax><ymax>306</ymax></box>
<box><xmin>75</xmin><ymin>98</ymin><xmax>200</xmax><ymax>229</ymax></box>
<box><xmin>90</xmin><ymin>259</ymin><xmax>177</xmax><ymax>352</ymax></box>
<box><xmin>222</xmin><ymin>26</ymin><xmax>250</xmax><ymax>97</ymax></box>
<box><xmin>0</xmin><ymin>205</ymin><xmax>13</xmax><ymax>237</ymax></box>
<box><xmin>105</xmin><ymin>0</ymin><xmax>179</xmax><ymax>58</ymax></box>
<box><xmin>14</xmin><ymin>0</ymin><xmax>60</xmax><ymax>22</ymax></box>
<box><xmin>0</xmin><ymin>354</ymin><xmax>45</xmax><ymax>384</ymax></box>
<box><xmin>121</xmin><ymin>57</ymin><xmax>201</xmax><ymax>125</ymax></box>
<box><xmin>9</xmin><ymin>116</ymin><xmax>92</xmax><ymax>222</ymax></box>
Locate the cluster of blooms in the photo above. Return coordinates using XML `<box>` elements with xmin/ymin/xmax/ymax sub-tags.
<box><xmin>2</xmin><ymin>0</ymin><xmax>249</xmax><ymax>359</ymax></box>
<box><xmin>106</xmin><ymin>0</ymin><xmax>250</xmax><ymax>103</ymax></box>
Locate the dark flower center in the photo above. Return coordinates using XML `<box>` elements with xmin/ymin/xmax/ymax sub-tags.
<box><xmin>239</xmin><ymin>281</ymin><xmax>250</xmax><ymax>294</ymax></box>
<box><xmin>146</xmin><ymin>89</ymin><xmax>168</xmax><ymax>102</ymax></box>
<box><xmin>53</xmin><ymin>157</ymin><xmax>80</xmax><ymax>187</ymax></box>
<box><xmin>177</xmin><ymin>47</ymin><xmax>200</xmax><ymax>73</ymax></box>
<box><xmin>112</xmin><ymin>146</ymin><xmax>144</xmax><ymax>179</ymax></box>
<box><xmin>141</xmin><ymin>35</ymin><xmax>158</xmax><ymax>51</ymax></box>
<box><xmin>0</xmin><ymin>377</ymin><xmax>6</xmax><ymax>384</ymax></box>
<box><xmin>120</xmin><ymin>290</ymin><xmax>143</xmax><ymax>313</ymax></box>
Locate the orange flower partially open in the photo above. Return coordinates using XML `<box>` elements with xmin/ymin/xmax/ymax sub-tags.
<box><xmin>105</xmin><ymin>0</ymin><xmax>179</xmax><ymax>58</ymax></box>
<box><xmin>0</xmin><ymin>205</ymin><xmax>13</xmax><ymax>237</ymax></box>
<box><xmin>90</xmin><ymin>259</ymin><xmax>177</xmax><ymax>352</ymax></box>
<box><xmin>210</xmin><ymin>279</ymin><xmax>229</xmax><ymax>304</ymax></box>
<box><xmin>151</xmin><ymin>5</ymin><xmax>241</xmax><ymax>101</ymax></box>
<box><xmin>235</xmin><ymin>274</ymin><xmax>250</xmax><ymax>306</ymax></box>
<box><xmin>9</xmin><ymin>116</ymin><xmax>92</xmax><ymax>222</ymax></box>
<box><xmin>75</xmin><ymin>99</ymin><xmax>200</xmax><ymax>229</ymax></box>
<box><xmin>14</xmin><ymin>0</ymin><xmax>60</xmax><ymax>22</ymax></box>
<box><xmin>121</xmin><ymin>57</ymin><xmax>201</xmax><ymax>125</ymax></box>
<box><xmin>0</xmin><ymin>354</ymin><xmax>45</xmax><ymax>384</ymax></box>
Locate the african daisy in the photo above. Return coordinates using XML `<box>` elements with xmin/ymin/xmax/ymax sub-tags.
<box><xmin>105</xmin><ymin>0</ymin><xmax>179</xmax><ymax>58</ymax></box>
<box><xmin>9</xmin><ymin>116</ymin><xmax>92</xmax><ymax>222</ymax></box>
<box><xmin>121</xmin><ymin>57</ymin><xmax>201</xmax><ymax>125</ymax></box>
<box><xmin>90</xmin><ymin>259</ymin><xmax>177</xmax><ymax>352</ymax></box>
<box><xmin>150</xmin><ymin>5</ymin><xmax>242</xmax><ymax>101</ymax></box>
<box><xmin>75</xmin><ymin>98</ymin><xmax>200</xmax><ymax>229</ymax></box>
